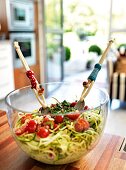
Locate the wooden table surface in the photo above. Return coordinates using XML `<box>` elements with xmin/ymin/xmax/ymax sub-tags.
<box><xmin>0</xmin><ymin>110</ymin><xmax>126</xmax><ymax>170</ymax></box>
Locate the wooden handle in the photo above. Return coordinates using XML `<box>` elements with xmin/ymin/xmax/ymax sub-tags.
<box><xmin>80</xmin><ymin>39</ymin><xmax>114</xmax><ymax>101</ymax></box>
<box><xmin>14</xmin><ymin>41</ymin><xmax>47</xmax><ymax>108</ymax></box>
<box><xmin>99</xmin><ymin>39</ymin><xmax>114</xmax><ymax>64</ymax></box>
<box><xmin>14</xmin><ymin>42</ymin><xmax>30</xmax><ymax>71</ymax></box>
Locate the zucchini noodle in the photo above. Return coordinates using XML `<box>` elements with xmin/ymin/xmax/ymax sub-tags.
<box><xmin>14</xmin><ymin>107</ymin><xmax>104</xmax><ymax>164</ymax></box>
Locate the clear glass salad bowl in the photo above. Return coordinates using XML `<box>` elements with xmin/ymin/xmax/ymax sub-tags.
<box><xmin>5</xmin><ymin>82</ymin><xmax>109</xmax><ymax>165</ymax></box>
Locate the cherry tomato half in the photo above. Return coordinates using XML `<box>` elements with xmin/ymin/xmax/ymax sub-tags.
<box><xmin>21</xmin><ymin>114</ymin><xmax>32</xmax><ymax>124</ymax></box>
<box><xmin>84</xmin><ymin>105</ymin><xmax>89</xmax><ymax>110</ymax></box>
<box><xmin>70</xmin><ymin>102</ymin><xmax>77</xmax><ymax>107</ymax></box>
<box><xmin>74</xmin><ymin>118</ymin><xmax>89</xmax><ymax>132</ymax></box>
<box><xmin>42</xmin><ymin>116</ymin><xmax>54</xmax><ymax>129</ymax></box>
<box><xmin>26</xmin><ymin>120</ymin><xmax>37</xmax><ymax>133</ymax></box>
<box><xmin>54</xmin><ymin>123</ymin><xmax>58</xmax><ymax>129</ymax></box>
<box><xmin>66</xmin><ymin>112</ymin><xmax>80</xmax><ymax>120</ymax></box>
<box><xmin>37</xmin><ymin>127</ymin><xmax>50</xmax><ymax>138</ymax></box>
<box><xmin>54</xmin><ymin>115</ymin><xmax>64</xmax><ymax>123</ymax></box>
<box><xmin>15</xmin><ymin>125</ymin><xmax>27</xmax><ymax>136</ymax></box>
<box><xmin>43</xmin><ymin>116</ymin><xmax>50</xmax><ymax>123</ymax></box>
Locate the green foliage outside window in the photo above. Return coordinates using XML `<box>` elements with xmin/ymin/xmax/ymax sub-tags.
<box><xmin>64</xmin><ymin>46</ymin><xmax>71</xmax><ymax>61</ymax></box>
<box><xmin>88</xmin><ymin>45</ymin><xmax>102</xmax><ymax>56</ymax></box>
<box><xmin>64</xmin><ymin>1</ymin><xmax>97</xmax><ymax>39</ymax></box>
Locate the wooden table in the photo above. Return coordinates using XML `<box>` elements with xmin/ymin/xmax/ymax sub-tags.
<box><xmin>0</xmin><ymin>110</ymin><xmax>126</xmax><ymax>170</ymax></box>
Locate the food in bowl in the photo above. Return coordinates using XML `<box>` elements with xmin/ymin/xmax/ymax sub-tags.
<box><xmin>5</xmin><ymin>83</ymin><xmax>109</xmax><ymax>165</ymax></box>
<box><xmin>13</xmin><ymin>100</ymin><xmax>103</xmax><ymax>164</ymax></box>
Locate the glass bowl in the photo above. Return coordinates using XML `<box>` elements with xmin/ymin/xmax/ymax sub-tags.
<box><xmin>5</xmin><ymin>82</ymin><xmax>109</xmax><ymax>165</ymax></box>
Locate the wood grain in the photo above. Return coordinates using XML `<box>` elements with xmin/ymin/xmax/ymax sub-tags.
<box><xmin>0</xmin><ymin>110</ymin><xmax>126</xmax><ymax>170</ymax></box>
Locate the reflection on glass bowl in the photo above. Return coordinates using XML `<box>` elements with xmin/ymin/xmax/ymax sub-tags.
<box><xmin>5</xmin><ymin>82</ymin><xmax>109</xmax><ymax>165</ymax></box>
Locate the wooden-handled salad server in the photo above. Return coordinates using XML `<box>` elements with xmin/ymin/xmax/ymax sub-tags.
<box><xmin>14</xmin><ymin>42</ymin><xmax>47</xmax><ymax>109</ymax></box>
<box><xmin>14</xmin><ymin>39</ymin><xmax>114</xmax><ymax>114</ymax></box>
<box><xmin>75</xmin><ymin>39</ymin><xmax>114</xmax><ymax>111</ymax></box>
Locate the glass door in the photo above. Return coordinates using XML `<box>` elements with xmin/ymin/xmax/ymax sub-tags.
<box><xmin>44</xmin><ymin>0</ymin><xmax>64</xmax><ymax>93</ymax></box>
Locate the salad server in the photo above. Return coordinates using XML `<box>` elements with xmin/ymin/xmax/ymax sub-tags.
<box><xmin>75</xmin><ymin>39</ymin><xmax>114</xmax><ymax>111</ymax></box>
<box><xmin>14</xmin><ymin>42</ymin><xmax>47</xmax><ymax>109</ymax></box>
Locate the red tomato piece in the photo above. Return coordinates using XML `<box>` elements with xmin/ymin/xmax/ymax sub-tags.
<box><xmin>54</xmin><ymin>124</ymin><xmax>59</xmax><ymax>131</ymax></box>
<box><xmin>84</xmin><ymin>105</ymin><xmax>89</xmax><ymax>110</ymax></box>
<box><xmin>36</xmin><ymin>124</ymin><xmax>41</xmax><ymax>131</ymax></box>
<box><xmin>74</xmin><ymin>118</ymin><xmax>90</xmax><ymax>132</ymax></box>
<box><xmin>74</xmin><ymin>122</ymin><xmax>84</xmax><ymax>132</ymax></box>
<box><xmin>15</xmin><ymin>125</ymin><xmax>27</xmax><ymax>136</ymax></box>
<box><xmin>51</xmin><ymin>104</ymin><xmax>56</xmax><ymax>108</ymax></box>
<box><xmin>66</xmin><ymin>112</ymin><xmax>80</xmax><ymax>120</ymax></box>
<box><xmin>37</xmin><ymin>127</ymin><xmax>50</xmax><ymax>138</ymax></box>
<box><xmin>26</xmin><ymin>120</ymin><xmax>37</xmax><ymax>133</ymax></box>
<box><xmin>70</xmin><ymin>102</ymin><xmax>77</xmax><ymax>107</ymax></box>
<box><xmin>78</xmin><ymin>118</ymin><xmax>90</xmax><ymax>130</ymax></box>
<box><xmin>21</xmin><ymin>114</ymin><xmax>32</xmax><ymax>124</ymax></box>
<box><xmin>54</xmin><ymin>115</ymin><xmax>64</xmax><ymax>123</ymax></box>
<box><xmin>42</xmin><ymin>116</ymin><xmax>54</xmax><ymax>129</ymax></box>
<box><xmin>54</xmin><ymin>123</ymin><xmax>58</xmax><ymax>129</ymax></box>
<box><xmin>43</xmin><ymin>116</ymin><xmax>50</xmax><ymax>123</ymax></box>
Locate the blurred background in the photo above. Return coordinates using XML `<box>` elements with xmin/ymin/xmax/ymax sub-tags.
<box><xmin>0</xmin><ymin>0</ymin><xmax>125</xmax><ymax>97</ymax></box>
<box><xmin>1</xmin><ymin>0</ymin><xmax>126</xmax><ymax>136</ymax></box>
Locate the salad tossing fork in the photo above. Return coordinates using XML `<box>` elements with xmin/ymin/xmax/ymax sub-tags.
<box><xmin>75</xmin><ymin>39</ymin><xmax>114</xmax><ymax>111</ymax></box>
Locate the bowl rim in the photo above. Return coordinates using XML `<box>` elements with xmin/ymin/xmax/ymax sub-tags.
<box><xmin>5</xmin><ymin>82</ymin><xmax>109</xmax><ymax>114</ymax></box>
